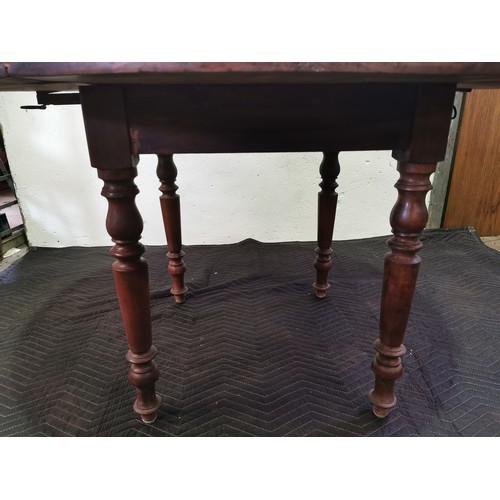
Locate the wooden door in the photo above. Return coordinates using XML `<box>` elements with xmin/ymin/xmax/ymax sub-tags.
<box><xmin>443</xmin><ymin>89</ymin><xmax>500</xmax><ymax>236</ymax></box>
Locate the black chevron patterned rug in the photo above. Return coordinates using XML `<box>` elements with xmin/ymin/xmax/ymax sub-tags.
<box><xmin>0</xmin><ymin>228</ymin><xmax>499</xmax><ymax>436</ymax></box>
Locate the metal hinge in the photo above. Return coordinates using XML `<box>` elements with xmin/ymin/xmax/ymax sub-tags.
<box><xmin>20</xmin><ymin>91</ymin><xmax>80</xmax><ymax>110</ymax></box>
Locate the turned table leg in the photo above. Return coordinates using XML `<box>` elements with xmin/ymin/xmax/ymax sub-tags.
<box><xmin>99</xmin><ymin>167</ymin><xmax>161</xmax><ymax>423</ymax></box>
<box><xmin>157</xmin><ymin>154</ymin><xmax>188</xmax><ymax>303</ymax></box>
<box><xmin>313</xmin><ymin>152</ymin><xmax>341</xmax><ymax>298</ymax></box>
<box><xmin>369</xmin><ymin>161</ymin><xmax>436</xmax><ymax>417</ymax></box>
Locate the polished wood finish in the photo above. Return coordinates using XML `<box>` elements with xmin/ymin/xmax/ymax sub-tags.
<box><xmin>157</xmin><ymin>154</ymin><xmax>188</xmax><ymax>303</ymax></box>
<box><xmin>98</xmin><ymin>167</ymin><xmax>161</xmax><ymax>424</ymax></box>
<box><xmin>125</xmin><ymin>84</ymin><xmax>416</xmax><ymax>154</ymax></box>
<box><xmin>4</xmin><ymin>63</ymin><xmax>500</xmax><ymax>423</ymax></box>
<box><xmin>393</xmin><ymin>84</ymin><xmax>456</xmax><ymax>163</ymax></box>
<box><xmin>443</xmin><ymin>89</ymin><xmax>500</xmax><ymax>235</ymax></box>
<box><xmin>79</xmin><ymin>85</ymin><xmax>161</xmax><ymax>423</ymax></box>
<box><xmin>313</xmin><ymin>152</ymin><xmax>340</xmax><ymax>298</ymax></box>
<box><xmin>79</xmin><ymin>86</ymin><xmax>132</xmax><ymax>170</ymax></box>
<box><xmin>369</xmin><ymin>161</ymin><xmax>436</xmax><ymax>417</ymax></box>
<box><xmin>3</xmin><ymin>62</ymin><xmax>500</xmax><ymax>89</ymax></box>
<box><xmin>368</xmin><ymin>84</ymin><xmax>457</xmax><ymax>417</ymax></box>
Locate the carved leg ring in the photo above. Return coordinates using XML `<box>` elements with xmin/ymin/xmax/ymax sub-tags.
<box><xmin>369</xmin><ymin>161</ymin><xmax>436</xmax><ymax>417</ymax></box>
<box><xmin>157</xmin><ymin>154</ymin><xmax>188</xmax><ymax>303</ymax></box>
<box><xmin>313</xmin><ymin>152</ymin><xmax>340</xmax><ymax>298</ymax></box>
<box><xmin>99</xmin><ymin>167</ymin><xmax>161</xmax><ymax>423</ymax></box>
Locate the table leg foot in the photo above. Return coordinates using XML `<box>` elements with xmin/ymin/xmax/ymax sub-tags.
<box><xmin>127</xmin><ymin>347</ymin><xmax>162</xmax><ymax>424</ymax></box>
<box><xmin>313</xmin><ymin>152</ymin><xmax>340</xmax><ymax>298</ymax></box>
<box><xmin>369</xmin><ymin>388</ymin><xmax>394</xmax><ymax>418</ymax></box>
<box><xmin>133</xmin><ymin>394</ymin><xmax>162</xmax><ymax>424</ymax></box>
<box><xmin>140</xmin><ymin>412</ymin><xmax>159</xmax><ymax>425</ymax></box>
<box><xmin>369</xmin><ymin>340</ymin><xmax>405</xmax><ymax>418</ymax></box>
<box><xmin>157</xmin><ymin>154</ymin><xmax>188</xmax><ymax>303</ymax></box>
<box><xmin>372</xmin><ymin>406</ymin><xmax>389</xmax><ymax>419</ymax></box>
<box><xmin>313</xmin><ymin>279</ymin><xmax>330</xmax><ymax>299</ymax></box>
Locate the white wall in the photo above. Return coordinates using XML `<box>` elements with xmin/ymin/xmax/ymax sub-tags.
<box><xmin>0</xmin><ymin>91</ymin><xmax>400</xmax><ymax>247</ymax></box>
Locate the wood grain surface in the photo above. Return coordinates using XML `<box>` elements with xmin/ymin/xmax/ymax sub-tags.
<box><xmin>2</xmin><ymin>62</ymin><xmax>500</xmax><ymax>90</ymax></box>
<box><xmin>444</xmin><ymin>89</ymin><xmax>500</xmax><ymax>235</ymax></box>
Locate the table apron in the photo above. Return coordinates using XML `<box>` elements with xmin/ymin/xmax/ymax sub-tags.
<box><xmin>124</xmin><ymin>83</ymin><xmax>418</xmax><ymax>155</ymax></box>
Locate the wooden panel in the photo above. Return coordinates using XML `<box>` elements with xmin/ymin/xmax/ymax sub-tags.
<box><xmin>443</xmin><ymin>89</ymin><xmax>500</xmax><ymax>235</ymax></box>
<box><xmin>79</xmin><ymin>86</ymin><xmax>135</xmax><ymax>170</ymax></box>
<box><xmin>393</xmin><ymin>84</ymin><xmax>456</xmax><ymax>163</ymax></box>
<box><xmin>428</xmin><ymin>92</ymin><xmax>465</xmax><ymax>228</ymax></box>
<box><xmin>125</xmin><ymin>83</ymin><xmax>416</xmax><ymax>154</ymax></box>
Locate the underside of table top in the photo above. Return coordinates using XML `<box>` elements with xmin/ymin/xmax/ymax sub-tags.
<box><xmin>2</xmin><ymin>62</ymin><xmax>500</xmax><ymax>91</ymax></box>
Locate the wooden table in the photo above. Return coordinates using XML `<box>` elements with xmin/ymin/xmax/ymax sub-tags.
<box><xmin>2</xmin><ymin>62</ymin><xmax>500</xmax><ymax>424</ymax></box>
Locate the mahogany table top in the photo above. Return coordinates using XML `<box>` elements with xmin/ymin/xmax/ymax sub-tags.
<box><xmin>2</xmin><ymin>62</ymin><xmax>500</xmax><ymax>91</ymax></box>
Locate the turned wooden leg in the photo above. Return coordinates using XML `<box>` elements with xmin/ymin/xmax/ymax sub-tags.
<box><xmin>313</xmin><ymin>152</ymin><xmax>341</xmax><ymax>298</ymax></box>
<box><xmin>369</xmin><ymin>161</ymin><xmax>436</xmax><ymax>417</ymax></box>
<box><xmin>99</xmin><ymin>167</ymin><xmax>161</xmax><ymax>424</ymax></box>
<box><xmin>157</xmin><ymin>154</ymin><xmax>188</xmax><ymax>303</ymax></box>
